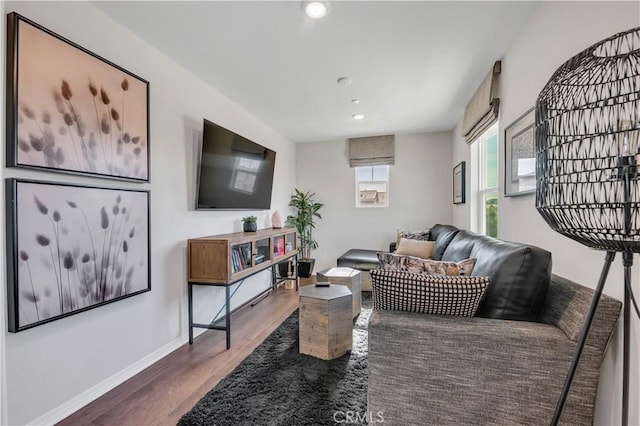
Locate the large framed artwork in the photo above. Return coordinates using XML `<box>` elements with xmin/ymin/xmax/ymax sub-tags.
<box><xmin>6</xmin><ymin>13</ymin><xmax>150</xmax><ymax>182</ymax></box>
<box><xmin>505</xmin><ymin>107</ymin><xmax>536</xmax><ymax>197</ymax></box>
<box><xmin>453</xmin><ymin>161</ymin><xmax>465</xmax><ymax>204</ymax></box>
<box><xmin>6</xmin><ymin>179</ymin><xmax>151</xmax><ymax>332</ymax></box>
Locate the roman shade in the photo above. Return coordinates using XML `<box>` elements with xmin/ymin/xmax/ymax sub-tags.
<box><xmin>348</xmin><ymin>134</ymin><xmax>395</xmax><ymax>167</ymax></box>
<box><xmin>462</xmin><ymin>61</ymin><xmax>501</xmax><ymax>144</ymax></box>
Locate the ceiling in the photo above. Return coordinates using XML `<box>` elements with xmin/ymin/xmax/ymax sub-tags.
<box><xmin>93</xmin><ymin>1</ymin><xmax>539</xmax><ymax>143</ymax></box>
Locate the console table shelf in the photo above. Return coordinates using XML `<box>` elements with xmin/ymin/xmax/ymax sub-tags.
<box><xmin>187</xmin><ymin>227</ymin><xmax>298</xmax><ymax>347</ymax></box>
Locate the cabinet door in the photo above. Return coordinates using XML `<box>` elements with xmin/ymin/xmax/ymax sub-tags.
<box><xmin>273</xmin><ymin>235</ymin><xmax>286</xmax><ymax>258</ymax></box>
<box><xmin>285</xmin><ymin>232</ymin><xmax>297</xmax><ymax>253</ymax></box>
<box><xmin>230</xmin><ymin>242</ymin><xmax>252</xmax><ymax>273</ymax></box>
<box><xmin>254</xmin><ymin>237</ymin><xmax>270</xmax><ymax>265</ymax></box>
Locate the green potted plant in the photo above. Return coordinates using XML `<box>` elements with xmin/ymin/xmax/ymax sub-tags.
<box><xmin>286</xmin><ymin>188</ymin><xmax>324</xmax><ymax>278</ymax></box>
<box><xmin>242</xmin><ymin>215</ymin><xmax>258</xmax><ymax>232</ymax></box>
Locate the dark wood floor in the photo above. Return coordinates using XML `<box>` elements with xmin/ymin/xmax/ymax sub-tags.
<box><xmin>57</xmin><ymin>284</ymin><xmax>303</xmax><ymax>426</ymax></box>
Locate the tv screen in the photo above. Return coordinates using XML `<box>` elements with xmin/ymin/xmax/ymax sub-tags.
<box><xmin>196</xmin><ymin>119</ymin><xmax>276</xmax><ymax>210</ymax></box>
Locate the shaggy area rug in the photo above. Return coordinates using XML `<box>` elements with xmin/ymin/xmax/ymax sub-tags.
<box><xmin>178</xmin><ymin>293</ymin><xmax>372</xmax><ymax>426</ymax></box>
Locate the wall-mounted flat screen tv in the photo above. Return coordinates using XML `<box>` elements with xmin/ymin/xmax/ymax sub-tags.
<box><xmin>196</xmin><ymin>119</ymin><xmax>276</xmax><ymax>210</ymax></box>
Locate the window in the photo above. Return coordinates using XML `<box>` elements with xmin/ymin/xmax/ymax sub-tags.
<box><xmin>475</xmin><ymin>123</ymin><xmax>498</xmax><ymax>237</ymax></box>
<box><xmin>355</xmin><ymin>165</ymin><xmax>389</xmax><ymax>208</ymax></box>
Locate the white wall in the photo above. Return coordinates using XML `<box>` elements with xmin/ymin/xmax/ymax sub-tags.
<box><xmin>296</xmin><ymin>132</ymin><xmax>453</xmax><ymax>272</ymax></box>
<box><xmin>451</xmin><ymin>2</ymin><xmax>640</xmax><ymax>424</ymax></box>
<box><xmin>1</xmin><ymin>2</ymin><xmax>296</xmax><ymax>424</ymax></box>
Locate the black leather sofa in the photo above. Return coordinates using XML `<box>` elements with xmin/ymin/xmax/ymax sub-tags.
<box><xmin>339</xmin><ymin>223</ymin><xmax>552</xmax><ymax>319</ymax></box>
<box><xmin>427</xmin><ymin>224</ymin><xmax>552</xmax><ymax>320</ymax></box>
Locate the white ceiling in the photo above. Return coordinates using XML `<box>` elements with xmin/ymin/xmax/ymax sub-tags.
<box><xmin>93</xmin><ymin>1</ymin><xmax>539</xmax><ymax>143</ymax></box>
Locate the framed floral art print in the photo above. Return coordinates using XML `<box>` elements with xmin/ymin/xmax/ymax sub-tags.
<box><xmin>6</xmin><ymin>13</ymin><xmax>150</xmax><ymax>181</ymax></box>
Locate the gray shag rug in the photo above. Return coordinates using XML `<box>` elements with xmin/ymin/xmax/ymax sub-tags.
<box><xmin>178</xmin><ymin>293</ymin><xmax>372</xmax><ymax>426</ymax></box>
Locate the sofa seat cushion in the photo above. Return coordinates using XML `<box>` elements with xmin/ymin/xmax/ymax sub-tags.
<box><xmin>337</xmin><ymin>248</ymin><xmax>380</xmax><ymax>271</ymax></box>
<box><xmin>442</xmin><ymin>230</ymin><xmax>552</xmax><ymax>321</ymax></box>
<box><xmin>368</xmin><ymin>310</ymin><xmax>602</xmax><ymax>425</ymax></box>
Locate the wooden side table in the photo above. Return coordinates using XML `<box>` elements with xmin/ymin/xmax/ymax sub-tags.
<box><xmin>299</xmin><ymin>285</ymin><xmax>352</xmax><ymax>360</ymax></box>
<box><xmin>317</xmin><ymin>267</ymin><xmax>361</xmax><ymax>318</ymax></box>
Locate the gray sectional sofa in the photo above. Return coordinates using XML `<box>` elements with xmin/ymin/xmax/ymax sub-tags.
<box><xmin>368</xmin><ymin>225</ymin><xmax>622</xmax><ymax>425</ymax></box>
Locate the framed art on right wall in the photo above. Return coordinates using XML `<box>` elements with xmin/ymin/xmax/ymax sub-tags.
<box><xmin>453</xmin><ymin>161</ymin><xmax>465</xmax><ymax>204</ymax></box>
<box><xmin>504</xmin><ymin>107</ymin><xmax>536</xmax><ymax>197</ymax></box>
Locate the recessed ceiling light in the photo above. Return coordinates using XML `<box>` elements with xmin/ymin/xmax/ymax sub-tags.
<box><xmin>302</xmin><ymin>1</ymin><xmax>329</xmax><ymax>19</ymax></box>
<box><xmin>351</xmin><ymin>99</ymin><xmax>360</xmax><ymax>104</ymax></box>
<box><xmin>337</xmin><ymin>76</ymin><xmax>351</xmax><ymax>85</ymax></box>
<box><xmin>352</xmin><ymin>113</ymin><xmax>365</xmax><ymax>120</ymax></box>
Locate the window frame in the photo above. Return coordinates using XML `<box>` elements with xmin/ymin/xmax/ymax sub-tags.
<box><xmin>355</xmin><ymin>165</ymin><xmax>389</xmax><ymax>208</ymax></box>
<box><xmin>474</xmin><ymin>122</ymin><xmax>498</xmax><ymax>237</ymax></box>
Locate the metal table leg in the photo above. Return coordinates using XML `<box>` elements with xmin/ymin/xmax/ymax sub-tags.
<box><xmin>188</xmin><ymin>283</ymin><xmax>194</xmax><ymax>344</ymax></box>
<box><xmin>225</xmin><ymin>284</ymin><xmax>231</xmax><ymax>350</ymax></box>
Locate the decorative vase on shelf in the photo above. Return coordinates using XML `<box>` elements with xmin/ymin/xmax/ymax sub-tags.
<box><xmin>272</xmin><ymin>210</ymin><xmax>282</xmax><ymax>229</ymax></box>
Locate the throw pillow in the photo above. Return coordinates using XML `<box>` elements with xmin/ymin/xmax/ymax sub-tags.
<box><xmin>422</xmin><ymin>258</ymin><xmax>477</xmax><ymax>276</ymax></box>
<box><xmin>371</xmin><ymin>269</ymin><xmax>490</xmax><ymax>317</ymax></box>
<box><xmin>396</xmin><ymin>229</ymin><xmax>430</xmax><ymax>246</ymax></box>
<box><xmin>396</xmin><ymin>238</ymin><xmax>435</xmax><ymax>259</ymax></box>
<box><xmin>378</xmin><ymin>252</ymin><xmax>431</xmax><ymax>274</ymax></box>
<box><xmin>377</xmin><ymin>252</ymin><xmax>477</xmax><ymax>276</ymax></box>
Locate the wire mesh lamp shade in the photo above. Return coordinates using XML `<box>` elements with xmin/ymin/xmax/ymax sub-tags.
<box><xmin>536</xmin><ymin>27</ymin><xmax>640</xmax><ymax>253</ymax></box>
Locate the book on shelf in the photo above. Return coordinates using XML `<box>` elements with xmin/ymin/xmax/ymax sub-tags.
<box><xmin>274</xmin><ymin>238</ymin><xmax>285</xmax><ymax>256</ymax></box>
<box><xmin>231</xmin><ymin>249</ymin><xmax>241</xmax><ymax>273</ymax></box>
<box><xmin>241</xmin><ymin>246</ymin><xmax>252</xmax><ymax>267</ymax></box>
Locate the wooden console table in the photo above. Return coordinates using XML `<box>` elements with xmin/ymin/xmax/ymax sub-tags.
<box><xmin>187</xmin><ymin>227</ymin><xmax>298</xmax><ymax>348</ymax></box>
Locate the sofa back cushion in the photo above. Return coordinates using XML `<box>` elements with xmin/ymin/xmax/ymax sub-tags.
<box><xmin>429</xmin><ymin>224</ymin><xmax>460</xmax><ymax>260</ymax></box>
<box><xmin>442</xmin><ymin>230</ymin><xmax>552</xmax><ymax>321</ymax></box>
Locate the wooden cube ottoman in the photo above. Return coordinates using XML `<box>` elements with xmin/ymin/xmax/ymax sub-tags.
<box><xmin>299</xmin><ymin>285</ymin><xmax>353</xmax><ymax>360</ymax></box>
<box><xmin>317</xmin><ymin>267</ymin><xmax>361</xmax><ymax>318</ymax></box>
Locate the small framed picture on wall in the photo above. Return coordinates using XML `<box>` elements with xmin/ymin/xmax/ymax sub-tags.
<box><xmin>453</xmin><ymin>161</ymin><xmax>465</xmax><ymax>204</ymax></box>
<box><xmin>505</xmin><ymin>107</ymin><xmax>536</xmax><ymax>197</ymax></box>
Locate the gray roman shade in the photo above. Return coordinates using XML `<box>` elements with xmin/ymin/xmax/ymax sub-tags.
<box><xmin>348</xmin><ymin>134</ymin><xmax>395</xmax><ymax>167</ymax></box>
<box><xmin>462</xmin><ymin>61</ymin><xmax>501</xmax><ymax>144</ymax></box>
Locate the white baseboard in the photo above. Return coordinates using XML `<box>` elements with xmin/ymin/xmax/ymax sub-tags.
<box><xmin>28</xmin><ymin>336</ymin><xmax>187</xmax><ymax>426</ymax></box>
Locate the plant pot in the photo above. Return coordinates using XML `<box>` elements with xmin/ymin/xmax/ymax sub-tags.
<box><xmin>243</xmin><ymin>222</ymin><xmax>257</xmax><ymax>232</ymax></box>
<box><xmin>298</xmin><ymin>259</ymin><xmax>315</xmax><ymax>278</ymax></box>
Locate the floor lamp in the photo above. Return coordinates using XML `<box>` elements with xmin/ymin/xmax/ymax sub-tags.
<box><xmin>535</xmin><ymin>27</ymin><xmax>640</xmax><ymax>425</ymax></box>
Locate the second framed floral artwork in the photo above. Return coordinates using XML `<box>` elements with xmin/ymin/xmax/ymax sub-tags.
<box><xmin>6</xmin><ymin>178</ymin><xmax>151</xmax><ymax>332</ymax></box>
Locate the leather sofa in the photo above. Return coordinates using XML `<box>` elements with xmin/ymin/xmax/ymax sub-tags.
<box><xmin>368</xmin><ymin>225</ymin><xmax>622</xmax><ymax>425</ymax></box>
